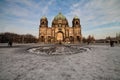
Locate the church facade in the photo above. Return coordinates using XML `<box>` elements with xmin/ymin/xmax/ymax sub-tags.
<box><xmin>39</xmin><ymin>12</ymin><xmax>82</xmax><ymax>43</ymax></box>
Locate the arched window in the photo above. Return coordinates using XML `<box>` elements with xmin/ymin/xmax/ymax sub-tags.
<box><xmin>77</xmin><ymin>36</ymin><xmax>80</xmax><ymax>41</ymax></box>
<box><xmin>41</xmin><ymin>36</ymin><xmax>44</xmax><ymax>42</ymax></box>
<box><xmin>41</xmin><ymin>21</ymin><xmax>45</xmax><ymax>25</ymax></box>
<box><xmin>70</xmin><ymin>36</ymin><xmax>74</xmax><ymax>42</ymax></box>
<box><xmin>58</xmin><ymin>24</ymin><xmax>62</xmax><ymax>27</ymax></box>
<box><xmin>48</xmin><ymin>36</ymin><xmax>51</xmax><ymax>43</ymax></box>
<box><xmin>76</xmin><ymin>21</ymin><xmax>79</xmax><ymax>25</ymax></box>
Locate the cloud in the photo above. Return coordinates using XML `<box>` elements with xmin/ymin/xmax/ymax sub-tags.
<box><xmin>42</xmin><ymin>0</ymin><xmax>54</xmax><ymax>15</ymax></box>
<box><xmin>68</xmin><ymin>0</ymin><xmax>120</xmax><ymax>26</ymax></box>
<box><xmin>65</xmin><ymin>0</ymin><xmax>120</xmax><ymax>38</ymax></box>
<box><xmin>0</xmin><ymin>0</ymin><xmax>120</xmax><ymax>39</ymax></box>
<box><xmin>1</xmin><ymin>0</ymin><xmax>57</xmax><ymax>37</ymax></box>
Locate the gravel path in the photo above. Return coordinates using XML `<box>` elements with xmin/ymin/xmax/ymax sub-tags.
<box><xmin>0</xmin><ymin>44</ymin><xmax>120</xmax><ymax>80</ymax></box>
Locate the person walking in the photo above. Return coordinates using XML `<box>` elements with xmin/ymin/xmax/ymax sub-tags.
<box><xmin>110</xmin><ymin>40</ymin><xmax>114</xmax><ymax>47</ymax></box>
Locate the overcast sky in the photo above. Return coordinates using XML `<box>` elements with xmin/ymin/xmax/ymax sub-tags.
<box><xmin>0</xmin><ymin>0</ymin><xmax>120</xmax><ymax>39</ymax></box>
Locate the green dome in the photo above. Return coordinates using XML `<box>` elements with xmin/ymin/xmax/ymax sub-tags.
<box><xmin>54</xmin><ymin>12</ymin><xmax>66</xmax><ymax>20</ymax></box>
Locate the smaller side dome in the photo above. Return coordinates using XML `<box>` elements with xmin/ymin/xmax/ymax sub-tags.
<box><xmin>74</xmin><ymin>16</ymin><xmax>79</xmax><ymax>19</ymax></box>
<box><xmin>41</xmin><ymin>16</ymin><xmax>47</xmax><ymax>19</ymax></box>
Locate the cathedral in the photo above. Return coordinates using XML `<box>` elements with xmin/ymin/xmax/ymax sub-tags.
<box><xmin>39</xmin><ymin>12</ymin><xmax>82</xmax><ymax>43</ymax></box>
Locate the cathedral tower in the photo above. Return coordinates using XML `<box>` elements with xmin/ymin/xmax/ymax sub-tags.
<box><xmin>40</xmin><ymin>16</ymin><xmax>48</xmax><ymax>27</ymax></box>
<box><xmin>72</xmin><ymin>16</ymin><xmax>82</xmax><ymax>43</ymax></box>
<box><xmin>39</xmin><ymin>16</ymin><xmax>48</xmax><ymax>42</ymax></box>
<box><xmin>72</xmin><ymin>16</ymin><xmax>80</xmax><ymax>27</ymax></box>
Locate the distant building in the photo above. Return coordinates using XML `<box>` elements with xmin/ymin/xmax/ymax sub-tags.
<box><xmin>39</xmin><ymin>12</ymin><xmax>82</xmax><ymax>43</ymax></box>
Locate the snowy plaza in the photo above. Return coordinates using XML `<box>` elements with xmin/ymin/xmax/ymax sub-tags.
<box><xmin>0</xmin><ymin>43</ymin><xmax>120</xmax><ymax>80</ymax></box>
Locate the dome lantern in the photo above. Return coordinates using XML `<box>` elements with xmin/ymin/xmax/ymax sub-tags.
<box><xmin>54</xmin><ymin>12</ymin><xmax>66</xmax><ymax>20</ymax></box>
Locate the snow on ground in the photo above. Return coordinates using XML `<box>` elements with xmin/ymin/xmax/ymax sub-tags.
<box><xmin>0</xmin><ymin>43</ymin><xmax>120</xmax><ymax>80</ymax></box>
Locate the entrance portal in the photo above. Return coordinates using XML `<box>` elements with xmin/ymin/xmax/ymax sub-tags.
<box><xmin>57</xmin><ymin>32</ymin><xmax>63</xmax><ymax>41</ymax></box>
